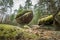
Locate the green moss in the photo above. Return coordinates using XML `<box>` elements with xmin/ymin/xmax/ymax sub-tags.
<box><xmin>22</xmin><ymin>31</ymin><xmax>38</xmax><ymax>39</ymax></box>
<box><xmin>0</xmin><ymin>24</ymin><xmax>23</xmax><ymax>37</ymax></box>
<box><xmin>0</xmin><ymin>24</ymin><xmax>38</xmax><ymax>40</ymax></box>
<box><xmin>16</xmin><ymin>30</ymin><xmax>39</xmax><ymax>40</ymax></box>
<box><xmin>16</xmin><ymin>10</ymin><xmax>33</xmax><ymax>18</ymax></box>
<box><xmin>38</xmin><ymin>12</ymin><xmax>60</xmax><ymax>25</ymax></box>
<box><xmin>38</xmin><ymin>15</ymin><xmax>53</xmax><ymax>25</ymax></box>
<box><xmin>23</xmin><ymin>25</ymin><xmax>30</xmax><ymax>29</ymax></box>
<box><xmin>15</xmin><ymin>10</ymin><xmax>33</xmax><ymax>25</ymax></box>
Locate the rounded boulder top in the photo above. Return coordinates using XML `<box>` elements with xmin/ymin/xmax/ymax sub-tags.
<box><xmin>15</xmin><ymin>10</ymin><xmax>33</xmax><ymax>25</ymax></box>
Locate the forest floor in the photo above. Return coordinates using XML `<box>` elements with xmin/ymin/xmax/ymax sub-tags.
<box><xmin>0</xmin><ymin>24</ymin><xmax>60</xmax><ymax>40</ymax></box>
<box><xmin>16</xmin><ymin>25</ymin><xmax>60</xmax><ymax>40</ymax></box>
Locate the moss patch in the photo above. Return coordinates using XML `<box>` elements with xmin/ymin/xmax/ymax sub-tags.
<box><xmin>0</xmin><ymin>24</ymin><xmax>38</xmax><ymax>40</ymax></box>
<box><xmin>0</xmin><ymin>24</ymin><xmax>22</xmax><ymax>37</ymax></box>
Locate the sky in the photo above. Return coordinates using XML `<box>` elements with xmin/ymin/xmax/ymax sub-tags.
<box><xmin>12</xmin><ymin>0</ymin><xmax>38</xmax><ymax>10</ymax></box>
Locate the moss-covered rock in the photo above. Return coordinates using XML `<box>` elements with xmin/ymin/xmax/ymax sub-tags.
<box><xmin>0</xmin><ymin>24</ymin><xmax>38</xmax><ymax>40</ymax></box>
<box><xmin>0</xmin><ymin>24</ymin><xmax>60</xmax><ymax>40</ymax></box>
<box><xmin>15</xmin><ymin>10</ymin><xmax>33</xmax><ymax>25</ymax></box>
<box><xmin>38</xmin><ymin>15</ymin><xmax>53</xmax><ymax>25</ymax></box>
<box><xmin>38</xmin><ymin>12</ymin><xmax>60</xmax><ymax>25</ymax></box>
<box><xmin>0</xmin><ymin>24</ymin><xmax>22</xmax><ymax>37</ymax></box>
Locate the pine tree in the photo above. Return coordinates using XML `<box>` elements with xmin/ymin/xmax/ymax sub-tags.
<box><xmin>0</xmin><ymin>0</ymin><xmax>13</xmax><ymax>23</ymax></box>
<box><xmin>24</xmin><ymin>0</ymin><xmax>32</xmax><ymax>10</ymax></box>
<box><xmin>17</xmin><ymin>5</ymin><xmax>24</xmax><ymax>17</ymax></box>
<box><xmin>29</xmin><ymin>4</ymin><xmax>41</xmax><ymax>25</ymax></box>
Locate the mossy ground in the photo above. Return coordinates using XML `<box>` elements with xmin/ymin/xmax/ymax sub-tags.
<box><xmin>0</xmin><ymin>24</ymin><xmax>60</xmax><ymax>40</ymax></box>
<box><xmin>0</xmin><ymin>24</ymin><xmax>38</xmax><ymax>40</ymax></box>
